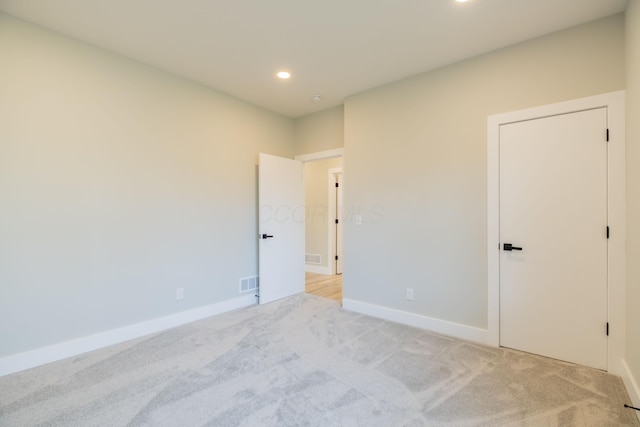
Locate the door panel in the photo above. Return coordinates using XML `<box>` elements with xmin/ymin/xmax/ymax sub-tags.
<box><xmin>258</xmin><ymin>153</ymin><xmax>305</xmax><ymax>304</ymax></box>
<box><xmin>499</xmin><ymin>108</ymin><xmax>608</xmax><ymax>370</ymax></box>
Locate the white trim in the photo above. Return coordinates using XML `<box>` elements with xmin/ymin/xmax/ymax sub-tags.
<box><xmin>295</xmin><ymin>148</ymin><xmax>344</xmax><ymax>163</ymax></box>
<box><xmin>621</xmin><ymin>359</ymin><xmax>640</xmax><ymax>422</ymax></box>
<box><xmin>343</xmin><ymin>298</ymin><xmax>490</xmax><ymax>345</ymax></box>
<box><xmin>487</xmin><ymin>114</ymin><xmax>500</xmax><ymax>347</ymax></box>
<box><xmin>305</xmin><ymin>264</ymin><xmax>332</xmax><ymax>275</ymax></box>
<box><xmin>0</xmin><ymin>294</ymin><xmax>257</xmax><ymax>377</ymax></box>
<box><xmin>487</xmin><ymin>91</ymin><xmax>626</xmax><ymax>373</ymax></box>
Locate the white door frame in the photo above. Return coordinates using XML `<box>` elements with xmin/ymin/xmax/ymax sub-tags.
<box><xmin>295</xmin><ymin>148</ymin><xmax>345</xmax><ymax>276</ymax></box>
<box><xmin>328</xmin><ymin>168</ymin><xmax>343</xmax><ymax>275</ymax></box>
<box><xmin>295</xmin><ymin>148</ymin><xmax>344</xmax><ymax>163</ymax></box>
<box><xmin>487</xmin><ymin>91</ymin><xmax>625</xmax><ymax>374</ymax></box>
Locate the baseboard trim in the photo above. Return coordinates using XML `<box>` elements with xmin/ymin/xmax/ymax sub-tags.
<box><xmin>342</xmin><ymin>298</ymin><xmax>489</xmax><ymax>345</ymax></box>
<box><xmin>0</xmin><ymin>294</ymin><xmax>257</xmax><ymax>378</ymax></box>
<box><xmin>621</xmin><ymin>359</ymin><xmax>640</xmax><ymax>422</ymax></box>
<box><xmin>305</xmin><ymin>264</ymin><xmax>332</xmax><ymax>275</ymax></box>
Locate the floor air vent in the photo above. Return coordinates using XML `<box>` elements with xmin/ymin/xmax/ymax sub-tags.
<box><xmin>239</xmin><ymin>276</ymin><xmax>259</xmax><ymax>293</ymax></box>
<box><xmin>305</xmin><ymin>254</ymin><xmax>321</xmax><ymax>265</ymax></box>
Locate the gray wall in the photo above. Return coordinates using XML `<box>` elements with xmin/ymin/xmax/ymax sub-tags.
<box><xmin>343</xmin><ymin>15</ymin><xmax>625</xmax><ymax>329</ymax></box>
<box><xmin>625</xmin><ymin>0</ymin><xmax>640</xmax><ymax>397</ymax></box>
<box><xmin>294</xmin><ymin>106</ymin><xmax>344</xmax><ymax>156</ymax></box>
<box><xmin>0</xmin><ymin>14</ymin><xmax>294</xmax><ymax>358</ymax></box>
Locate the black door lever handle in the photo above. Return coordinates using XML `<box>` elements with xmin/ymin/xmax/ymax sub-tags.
<box><xmin>261</xmin><ymin>234</ymin><xmax>274</xmax><ymax>239</ymax></box>
<box><xmin>503</xmin><ymin>243</ymin><xmax>522</xmax><ymax>251</ymax></box>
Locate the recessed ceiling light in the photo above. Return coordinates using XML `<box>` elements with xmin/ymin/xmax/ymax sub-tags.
<box><xmin>277</xmin><ymin>71</ymin><xmax>291</xmax><ymax>79</ymax></box>
<box><xmin>311</xmin><ymin>95</ymin><xmax>322</xmax><ymax>102</ymax></box>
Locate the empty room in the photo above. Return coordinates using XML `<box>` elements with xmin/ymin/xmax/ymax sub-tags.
<box><xmin>1</xmin><ymin>0</ymin><xmax>640</xmax><ymax>425</ymax></box>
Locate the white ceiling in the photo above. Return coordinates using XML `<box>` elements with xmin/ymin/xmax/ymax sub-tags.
<box><xmin>0</xmin><ymin>0</ymin><xmax>628</xmax><ymax>118</ymax></box>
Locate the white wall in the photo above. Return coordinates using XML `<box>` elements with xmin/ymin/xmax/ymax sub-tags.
<box><xmin>343</xmin><ymin>15</ymin><xmax>625</xmax><ymax>330</ymax></box>
<box><xmin>625</xmin><ymin>0</ymin><xmax>640</xmax><ymax>406</ymax></box>
<box><xmin>0</xmin><ymin>14</ymin><xmax>294</xmax><ymax>359</ymax></box>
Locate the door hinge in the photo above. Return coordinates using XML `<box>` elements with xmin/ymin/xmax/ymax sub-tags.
<box><xmin>335</xmin><ymin>255</ymin><xmax>339</xmax><ymax>261</ymax></box>
<box><xmin>606</xmin><ymin>129</ymin><xmax>610</xmax><ymax>142</ymax></box>
<box><xmin>607</xmin><ymin>226</ymin><xmax>610</xmax><ymax>239</ymax></box>
<box><xmin>606</xmin><ymin>322</ymin><xmax>609</xmax><ymax>336</ymax></box>
<box><xmin>336</xmin><ymin>182</ymin><xmax>339</xmax><ymax>188</ymax></box>
<box><xmin>335</xmin><ymin>219</ymin><xmax>339</xmax><ymax>224</ymax></box>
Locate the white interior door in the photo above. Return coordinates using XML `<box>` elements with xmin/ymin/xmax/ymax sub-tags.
<box><xmin>258</xmin><ymin>153</ymin><xmax>305</xmax><ymax>304</ymax></box>
<box><xmin>499</xmin><ymin>108</ymin><xmax>608</xmax><ymax>370</ymax></box>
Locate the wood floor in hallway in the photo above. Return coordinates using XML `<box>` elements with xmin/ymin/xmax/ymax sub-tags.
<box><xmin>305</xmin><ymin>272</ymin><xmax>342</xmax><ymax>304</ymax></box>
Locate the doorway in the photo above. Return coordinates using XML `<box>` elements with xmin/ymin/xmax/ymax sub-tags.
<box><xmin>295</xmin><ymin>149</ymin><xmax>344</xmax><ymax>304</ymax></box>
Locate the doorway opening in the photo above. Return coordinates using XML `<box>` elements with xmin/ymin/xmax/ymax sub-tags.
<box><xmin>295</xmin><ymin>149</ymin><xmax>344</xmax><ymax>304</ymax></box>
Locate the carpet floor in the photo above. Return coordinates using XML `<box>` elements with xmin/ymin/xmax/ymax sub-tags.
<box><xmin>0</xmin><ymin>293</ymin><xmax>638</xmax><ymax>426</ymax></box>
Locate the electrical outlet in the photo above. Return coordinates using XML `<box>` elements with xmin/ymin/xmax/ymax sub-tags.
<box><xmin>176</xmin><ymin>288</ymin><xmax>184</xmax><ymax>301</ymax></box>
<box><xmin>406</xmin><ymin>288</ymin><xmax>414</xmax><ymax>301</ymax></box>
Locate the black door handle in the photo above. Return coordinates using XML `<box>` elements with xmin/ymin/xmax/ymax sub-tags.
<box><xmin>503</xmin><ymin>243</ymin><xmax>522</xmax><ymax>251</ymax></box>
<box><xmin>261</xmin><ymin>234</ymin><xmax>274</xmax><ymax>239</ymax></box>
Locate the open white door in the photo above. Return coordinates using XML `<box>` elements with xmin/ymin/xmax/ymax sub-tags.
<box><xmin>258</xmin><ymin>153</ymin><xmax>305</xmax><ymax>304</ymax></box>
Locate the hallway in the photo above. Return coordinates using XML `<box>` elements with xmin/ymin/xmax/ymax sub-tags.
<box><xmin>305</xmin><ymin>272</ymin><xmax>342</xmax><ymax>304</ymax></box>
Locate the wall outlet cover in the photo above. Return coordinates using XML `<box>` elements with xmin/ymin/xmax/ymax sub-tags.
<box><xmin>406</xmin><ymin>288</ymin><xmax>414</xmax><ymax>301</ymax></box>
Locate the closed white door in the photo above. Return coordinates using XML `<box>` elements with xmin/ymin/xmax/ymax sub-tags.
<box><xmin>499</xmin><ymin>108</ymin><xmax>608</xmax><ymax>370</ymax></box>
<box><xmin>258</xmin><ymin>153</ymin><xmax>305</xmax><ymax>304</ymax></box>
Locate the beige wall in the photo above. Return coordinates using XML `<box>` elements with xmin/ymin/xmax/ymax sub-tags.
<box><xmin>294</xmin><ymin>105</ymin><xmax>344</xmax><ymax>155</ymax></box>
<box><xmin>0</xmin><ymin>14</ymin><xmax>294</xmax><ymax>358</ymax></box>
<box><xmin>344</xmin><ymin>15</ymin><xmax>625</xmax><ymax>328</ymax></box>
<box><xmin>305</xmin><ymin>158</ymin><xmax>343</xmax><ymax>270</ymax></box>
<box><xmin>625</xmin><ymin>0</ymin><xmax>640</xmax><ymax>400</ymax></box>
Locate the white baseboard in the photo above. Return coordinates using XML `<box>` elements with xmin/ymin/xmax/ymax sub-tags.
<box><xmin>342</xmin><ymin>298</ymin><xmax>490</xmax><ymax>345</ymax></box>
<box><xmin>0</xmin><ymin>294</ymin><xmax>257</xmax><ymax>378</ymax></box>
<box><xmin>305</xmin><ymin>264</ymin><xmax>332</xmax><ymax>275</ymax></box>
<box><xmin>621</xmin><ymin>359</ymin><xmax>640</xmax><ymax>422</ymax></box>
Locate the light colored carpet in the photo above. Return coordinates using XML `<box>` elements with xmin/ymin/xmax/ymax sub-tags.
<box><xmin>0</xmin><ymin>293</ymin><xmax>637</xmax><ymax>426</ymax></box>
